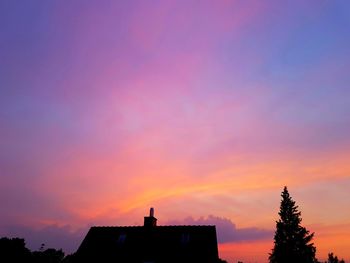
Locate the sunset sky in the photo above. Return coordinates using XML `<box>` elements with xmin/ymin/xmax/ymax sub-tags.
<box><xmin>1</xmin><ymin>1</ymin><xmax>350</xmax><ymax>262</ymax></box>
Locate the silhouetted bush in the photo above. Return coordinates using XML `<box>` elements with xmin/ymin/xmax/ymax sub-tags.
<box><xmin>0</xmin><ymin>237</ymin><xmax>68</xmax><ymax>263</ymax></box>
<box><xmin>0</xmin><ymin>237</ymin><xmax>32</xmax><ymax>263</ymax></box>
<box><xmin>326</xmin><ymin>252</ymin><xmax>345</xmax><ymax>263</ymax></box>
<box><xmin>32</xmin><ymin>248</ymin><xmax>65</xmax><ymax>263</ymax></box>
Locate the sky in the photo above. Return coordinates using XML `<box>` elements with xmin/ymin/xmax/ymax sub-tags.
<box><xmin>1</xmin><ymin>0</ymin><xmax>350</xmax><ymax>262</ymax></box>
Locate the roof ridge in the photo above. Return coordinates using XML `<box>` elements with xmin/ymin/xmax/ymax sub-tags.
<box><xmin>91</xmin><ymin>225</ymin><xmax>216</xmax><ymax>228</ymax></box>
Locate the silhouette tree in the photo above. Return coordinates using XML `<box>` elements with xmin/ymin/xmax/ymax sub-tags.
<box><xmin>32</xmin><ymin>248</ymin><xmax>65</xmax><ymax>263</ymax></box>
<box><xmin>0</xmin><ymin>236</ymin><xmax>68</xmax><ymax>263</ymax></box>
<box><xmin>269</xmin><ymin>186</ymin><xmax>317</xmax><ymax>263</ymax></box>
<box><xmin>326</xmin><ymin>252</ymin><xmax>345</xmax><ymax>263</ymax></box>
<box><xmin>0</xmin><ymin>237</ymin><xmax>32</xmax><ymax>262</ymax></box>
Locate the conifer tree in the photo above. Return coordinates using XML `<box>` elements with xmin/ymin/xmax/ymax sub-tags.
<box><xmin>327</xmin><ymin>252</ymin><xmax>345</xmax><ymax>263</ymax></box>
<box><xmin>269</xmin><ymin>186</ymin><xmax>317</xmax><ymax>263</ymax></box>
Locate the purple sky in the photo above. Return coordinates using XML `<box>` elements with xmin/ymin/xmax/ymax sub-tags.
<box><xmin>1</xmin><ymin>1</ymin><xmax>350</xmax><ymax>262</ymax></box>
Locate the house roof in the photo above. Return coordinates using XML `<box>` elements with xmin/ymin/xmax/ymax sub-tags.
<box><xmin>76</xmin><ymin>225</ymin><xmax>219</xmax><ymax>263</ymax></box>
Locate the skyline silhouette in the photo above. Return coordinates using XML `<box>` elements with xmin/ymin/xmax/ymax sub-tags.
<box><xmin>1</xmin><ymin>189</ymin><xmax>347</xmax><ymax>263</ymax></box>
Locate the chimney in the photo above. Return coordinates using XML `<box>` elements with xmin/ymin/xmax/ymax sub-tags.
<box><xmin>144</xmin><ymin>207</ymin><xmax>157</xmax><ymax>227</ymax></box>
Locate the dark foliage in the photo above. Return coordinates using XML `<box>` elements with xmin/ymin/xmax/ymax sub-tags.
<box><xmin>32</xmin><ymin>248</ymin><xmax>65</xmax><ymax>263</ymax></box>
<box><xmin>269</xmin><ymin>186</ymin><xmax>318</xmax><ymax>263</ymax></box>
<box><xmin>0</xmin><ymin>237</ymin><xmax>68</xmax><ymax>263</ymax></box>
<box><xmin>0</xmin><ymin>237</ymin><xmax>32</xmax><ymax>263</ymax></box>
<box><xmin>326</xmin><ymin>252</ymin><xmax>345</xmax><ymax>263</ymax></box>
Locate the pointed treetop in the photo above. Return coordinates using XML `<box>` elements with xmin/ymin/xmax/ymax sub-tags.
<box><xmin>269</xmin><ymin>186</ymin><xmax>317</xmax><ymax>263</ymax></box>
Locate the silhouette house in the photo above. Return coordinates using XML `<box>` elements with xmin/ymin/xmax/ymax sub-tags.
<box><xmin>75</xmin><ymin>208</ymin><xmax>219</xmax><ymax>263</ymax></box>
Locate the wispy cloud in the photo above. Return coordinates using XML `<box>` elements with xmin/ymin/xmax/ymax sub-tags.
<box><xmin>1</xmin><ymin>0</ymin><xmax>350</xmax><ymax>262</ymax></box>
